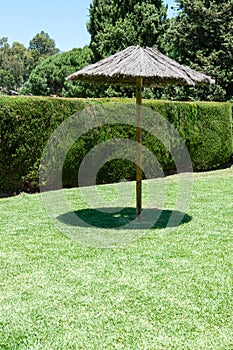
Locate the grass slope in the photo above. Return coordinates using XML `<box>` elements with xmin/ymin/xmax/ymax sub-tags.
<box><xmin>0</xmin><ymin>168</ymin><xmax>232</xmax><ymax>349</ymax></box>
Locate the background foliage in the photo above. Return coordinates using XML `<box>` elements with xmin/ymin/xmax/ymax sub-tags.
<box><xmin>0</xmin><ymin>1</ymin><xmax>232</xmax><ymax>101</ymax></box>
<box><xmin>25</xmin><ymin>47</ymin><xmax>94</xmax><ymax>97</ymax></box>
<box><xmin>0</xmin><ymin>32</ymin><xmax>59</xmax><ymax>94</ymax></box>
<box><xmin>88</xmin><ymin>0</ymin><xmax>167</xmax><ymax>61</ymax></box>
<box><xmin>28</xmin><ymin>30</ymin><xmax>59</xmax><ymax>57</ymax></box>
<box><xmin>159</xmin><ymin>0</ymin><xmax>233</xmax><ymax>102</ymax></box>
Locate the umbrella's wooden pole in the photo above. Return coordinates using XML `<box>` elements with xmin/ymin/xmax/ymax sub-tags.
<box><xmin>136</xmin><ymin>76</ymin><xmax>142</xmax><ymax>221</ymax></box>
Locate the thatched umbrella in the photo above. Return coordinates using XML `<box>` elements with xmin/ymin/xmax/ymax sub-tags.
<box><xmin>66</xmin><ymin>45</ymin><xmax>214</xmax><ymax>219</ymax></box>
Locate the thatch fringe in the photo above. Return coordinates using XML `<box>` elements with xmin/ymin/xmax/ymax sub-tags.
<box><xmin>66</xmin><ymin>46</ymin><xmax>215</xmax><ymax>87</ymax></box>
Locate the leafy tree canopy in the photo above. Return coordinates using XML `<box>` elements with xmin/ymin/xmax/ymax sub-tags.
<box><xmin>0</xmin><ymin>39</ymin><xmax>34</xmax><ymax>92</ymax></box>
<box><xmin>0</xmin><ymin>32</ymin><xmax>59</xmax><ymax>94</ymax></box>
<box><xmin>25</xmin><ymin>47</ymin><xmax>94</xmax><ymax>97</ymax></box>
<box><xmin>161</xmin><ymin>0</ymin><xmax>233</xmax><ymax>101</ymax></box>
<box><xmin>28</xmin><ymin>31</ymin><xmax>59</xmax><ymax>57</ymax></box>
<box><xmin>88</xmin><ymin>0</ymin><xmax>167</xmax><ymax>61</ymax></box>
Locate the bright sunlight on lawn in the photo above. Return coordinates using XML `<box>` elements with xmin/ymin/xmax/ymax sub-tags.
<box><xmin>0</xmin><ymin>168</ymin><xmax>232</xmax><ymax>349</ymax></box>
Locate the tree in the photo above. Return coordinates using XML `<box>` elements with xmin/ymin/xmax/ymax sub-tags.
<box><xmin>0</xmin><ymin>39</ymin><xmax>31</xmax><ymax>92</ymax></box>
<box><xmin>0</xmin><ymin>37</ymin><xmax>9</xmax><ymax>50</ymax></box>
<box><xmin>86</xmin><ymin>0</ymin><xmax>168</xmax><ymax>98</ymax></box>
<box><xmin>26</xmin><ymin>47</ymin><xmax>94</xmax><ymax>97</ymax></box>
<box><xmin>0</xmin><ymin>32</ymin><xmax>60</xmax><ymax>94</ymax></box>
<box><xmin>161</xmin><ymin>0</ymin><xmax>233</xmax><ymax>101</ymax></box>
<box><xmin>28</xmin><ymin>31</ymin><xmax>59</xmax><ymax>57</ymax></box>
<box><xmin>88</xmin><ymin>0</ymin><xmax>167</xmax><ymax>62</ymax></box>
<box><xmin>0</xmin><ymin>31</ymin><xmax>59</xmax><ymax>94</ymax></box>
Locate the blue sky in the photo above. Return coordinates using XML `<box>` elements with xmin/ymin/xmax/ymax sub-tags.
<box><xmin>1</xmin><ymin>0</ymin><xmax>177</xmax><ymax>52</ymax></box>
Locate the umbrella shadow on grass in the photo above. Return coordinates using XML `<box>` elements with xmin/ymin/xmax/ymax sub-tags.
<box><xmin>57</xmin><ymin>207</ymin><xmax>192</xmax><ymax>230</ymax></box>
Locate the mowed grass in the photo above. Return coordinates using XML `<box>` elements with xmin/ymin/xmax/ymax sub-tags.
<box><xmin>0</xmin><ymin>168</ymin><xmax>232</xmax><ymax>349</ymax></box>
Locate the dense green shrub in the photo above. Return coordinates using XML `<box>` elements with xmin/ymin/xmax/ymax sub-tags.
<box><xmin>0</xmin><ymin>96</ymin><xmax>232</xmax><ymax>193</ymax></box>
<box><xmin>62</xmin><ymin>121</ymin><xmax>171</xmax><ymax>188</ymax></box>
<box><xmin>0</xmin><ymin>96</ymin><xmax>85</xmax><ymax>193</ymax></box>
<box><xmin>144</xmin><ymin>100</ymin><xmax>232</xmax><ymax>170</ymax></box>
<box><xmin>26</xmin><ymin>47</ymin><xmax>94</xmax><ymax>97</ymax></box>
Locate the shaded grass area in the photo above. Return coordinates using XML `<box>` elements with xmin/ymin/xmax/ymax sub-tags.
<box><xmin>58</xmin><ymin>207</ymin><xmax>192</xmax><ymax>229</ymax></box>
<box><xmin>0</xmin><ymin>168</ymin><xmax>232</xmax><ymax>349</ymax></box>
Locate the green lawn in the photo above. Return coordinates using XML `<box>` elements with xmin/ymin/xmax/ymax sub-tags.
<box><xmin>0</xmin><ymin>168</ymin><xmax>232</xmax><ymax>349</ymax></box>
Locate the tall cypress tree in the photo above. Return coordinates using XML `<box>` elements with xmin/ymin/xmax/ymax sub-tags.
<box><xmin>163</xmin><ymin>0</ymin><xmax>233</xmax><ymax>101</ymax></box>
<box><xmin>88</xmin><ymin>0</ymin><xmax>167</xmax><ymax>62</ymax></box>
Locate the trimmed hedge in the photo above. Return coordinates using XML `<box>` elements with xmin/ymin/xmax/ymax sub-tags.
<box><xmin>0</xmin><ymin>96</ymin><xmax>85</xmax><ymax>193</ymax></box>
<box><xmin>144</xmin><ymin>100</ymin><xmax>232</xmax><ymax>170</ymax></box>
<box><xmin>0</xmin><ymin>96</ymin><xmax>232</xmax><ymax>193</ymax></box>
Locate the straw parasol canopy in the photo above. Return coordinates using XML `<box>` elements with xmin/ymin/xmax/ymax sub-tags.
<box><xmin>66</xmin><ymin>45</ymin><xmax>214</xmax><ymax>87</ymax></box>
<box><xmin>66</xmin><ymin>45</ymin><xmax>214</xmax><ymax>220</ymax></box>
